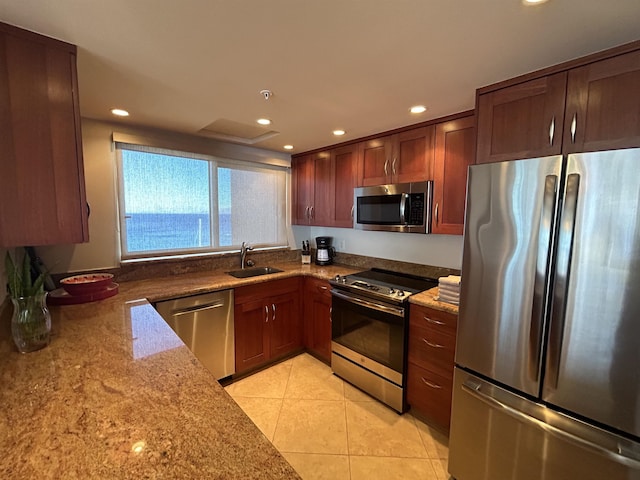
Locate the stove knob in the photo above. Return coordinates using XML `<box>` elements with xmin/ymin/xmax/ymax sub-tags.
<box><xmin>389</xmin><ymin>288</ymin><xmax>395</xmax><ymax>294</ymax></box>
<box><xmin>397</xmin><ymin>290</ymin><xmax>405</xmax><ymax>297</ymax></box>
<box><xmin>334</xmin><ymin>275</ymin><xmax>341</xmax><ymax>282</ymax></box>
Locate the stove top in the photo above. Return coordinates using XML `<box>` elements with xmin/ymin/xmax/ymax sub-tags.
<box><xmin>330</xmin><ymin>268</ymin><xmax>437</xmax><ymax>304</ymax></box>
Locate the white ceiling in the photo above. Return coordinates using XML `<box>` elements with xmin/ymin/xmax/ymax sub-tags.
<box><xmin>2</xmin><ymin>0</ymin><xmax>640</xmax><ymax>154</ymax></box>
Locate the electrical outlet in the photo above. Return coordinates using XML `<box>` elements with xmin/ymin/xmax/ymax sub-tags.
<box><xmin>339</xmin><ymin>239</ymin><xmax>346</xmax><ymax>250</ymax></box>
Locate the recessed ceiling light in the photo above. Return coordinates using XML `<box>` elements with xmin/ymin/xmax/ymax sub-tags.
<box><xmin>283</xmin><ymin>145</ymin><xmax>294</xmax><ymax>150</ymax></box>
<box><xmin>410</xmin><ymin>105</ymin><xmax>427</xmax><ymax>114</ymax></box>
<box><xmin>333</xmin><ymin>129</ymin><xmax>346</xmax><ymax>136</ymax></box>
<box><xmin>111</xmin><ymin>108</ymin><xmax>129</xmax><ymax>117</ymax></box>
<box><xmin>257</xmin><ymin>118</ymin><xmax>271</xmax><ymax>125</ymax></box>
<box><xmin>523</xmin><ymin>0</ymin><xmax>549</xmax><ymax>4</ymax></box>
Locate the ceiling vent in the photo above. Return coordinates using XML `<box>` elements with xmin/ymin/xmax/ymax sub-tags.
<box><xmin>198</xmin><ymin>118</ymin><xmax>279</xmax><ymax>145</ymax></box>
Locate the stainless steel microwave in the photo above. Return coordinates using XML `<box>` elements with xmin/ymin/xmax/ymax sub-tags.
<box><xmin>353</xmin><ymin>181</ymin><xmax>432</xmax><ymax>233</ymax></box>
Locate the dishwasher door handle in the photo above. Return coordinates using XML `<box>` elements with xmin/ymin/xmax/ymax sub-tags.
<box><xmin>171</xmin><ymin>302</ymin><xmax>225</xmax><ymax>317</ymax></box>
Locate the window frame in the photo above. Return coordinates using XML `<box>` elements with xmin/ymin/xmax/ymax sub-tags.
<box><xmin>115</xmin><ymin>143</ymin><xmax>290</xmax><ymax>261</ymax></box>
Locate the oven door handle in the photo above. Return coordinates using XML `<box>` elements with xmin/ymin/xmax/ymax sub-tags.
<box><xmin>331</xmin><ymin>289</ymin><xmax>405</xmax><ymax>317</ymax></box>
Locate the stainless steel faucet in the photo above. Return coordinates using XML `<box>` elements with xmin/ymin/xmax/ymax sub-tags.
<box><xmin>240</xmin><ymin>241</ymin><xmax>254</xmax><ymax>269</ymax></box>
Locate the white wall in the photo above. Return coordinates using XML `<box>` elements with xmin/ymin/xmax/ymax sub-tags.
<box><xmin>292</xmin><ymin>225</ymin><xmax>463</xmax><ymax>270</ymax></box>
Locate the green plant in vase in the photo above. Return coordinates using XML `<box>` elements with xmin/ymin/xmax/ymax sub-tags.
<box><xmin>5</xmin><ymin>250</ymin><xmax>51</xmax><ymax>353</ymax></box>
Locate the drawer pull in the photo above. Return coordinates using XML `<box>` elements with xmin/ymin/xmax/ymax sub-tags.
<box><xmin>424</xmin><ymin>316</ymin><xmax>445</xmax><ymax>326</ymax></box>
<box><xmin>318</xmin><ymin>285</ymin><xmax>328</xmax><ymax>291</ymax></box>
<box><xmin>421</xmin><ymin>378</ymin><xmax>443</xmax><ymax>389</ymax></box>
<box><xmin>422</xmin><ymin>338</ymin><xmax>445</xmax><ymax>349</ymax></box>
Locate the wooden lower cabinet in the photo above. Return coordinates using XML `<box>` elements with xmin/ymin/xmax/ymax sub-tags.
<box><xmin>303</xmin><ymin>277</ymin><xmax>332</xmax><ymax>363</ymax></box>
<box><xmin>234</xmin><ymin>277</ymin><xmax>302</xmax><ymax>374</ymax></box>
<box><xmin>407</xmin><ymin>304</ymin><xmax>458</xmax><ymax>431</ymax></box>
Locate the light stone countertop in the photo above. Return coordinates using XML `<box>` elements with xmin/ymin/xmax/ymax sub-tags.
<box><xmin>0</xmin><ymin>261</ymin><xmax>454</xmax><ymax>478</ymax></box>
<box><xmin>410</xmin><ymin>286</ymin><xmax>460</xmax><ymax>315</ymax></box>
<box><xmin>0</xmin><ymin>262</ymin><xmax>359</xmax><ymax>479</ymax></box>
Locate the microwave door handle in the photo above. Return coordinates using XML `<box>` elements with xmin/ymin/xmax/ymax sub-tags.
<box><xmin>399</xmin><ymin>193</ymin><xmax>408</xmax><ymax>225</ymax></box>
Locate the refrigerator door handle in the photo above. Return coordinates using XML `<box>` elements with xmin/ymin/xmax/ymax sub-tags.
<box><xmin>528</xmin><ymin>174</ymin><xmax>558</xmax><ymax>383</ymax></box>
<box><xmin>547</xmin><ymin>173</ymin><xmax>581</xmax><ymax>389</ymax></box>
<box><xmin>461</xmin><ymin>379</ymin><xmax>640</xmax><ymax>469</ymax></box>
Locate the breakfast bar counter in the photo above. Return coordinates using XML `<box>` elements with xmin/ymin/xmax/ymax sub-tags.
<box><xmin>0</xmin><ymin>263</ymin><xmax>357</xmax><ymax>479</ymax></box>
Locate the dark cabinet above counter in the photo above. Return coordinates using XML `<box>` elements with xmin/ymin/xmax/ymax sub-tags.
<box><xmin>292</xmin><ymin>110</ymin><xmax>475</xmax><ymax>235</ymax></box>
<box><xmin>0</xmin><ymin>22</ymin><xmax>88</xmax><ymax>247</ymax></box>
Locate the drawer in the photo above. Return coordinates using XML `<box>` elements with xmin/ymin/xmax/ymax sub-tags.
<box><xmin>407</xmin><ymin>362</ymin><xmax>453</xmax><ymax>431</ymax></box>
<box><xmin>306</xmin><ymin>277</ymin><xmax>332</xmax><ymax>300</ymax></box>
<box><xmin>410</xmin><ymin>304</ymin><xmax>457</xmax><ymax>336</ymax></box>
<box><xmin>408</xmin><ymin>323</ymin><xmax>455</xmax><ymax>378</ymax></box>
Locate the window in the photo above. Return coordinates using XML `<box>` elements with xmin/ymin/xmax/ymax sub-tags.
<box><xmin>116</xmin><ymin>145</ymin><xmax>288</xmax><ymax>259</ymax></box>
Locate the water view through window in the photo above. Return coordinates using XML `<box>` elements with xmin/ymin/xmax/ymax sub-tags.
<box><xmin>119</xmin><ymin>148</ymin><xmax>287</xmax><ymax>257</ymax></box>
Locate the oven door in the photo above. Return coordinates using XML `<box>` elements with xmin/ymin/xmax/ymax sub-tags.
<box><xmin>331</xmin><ymin>289</ymin><xmax>406</xmax><ymax>376</ymax></box>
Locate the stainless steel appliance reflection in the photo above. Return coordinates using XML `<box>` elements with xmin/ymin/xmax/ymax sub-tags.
<box><xmin>449</xmin><ymin>149</ymin><xmax>640</xmax><ymax>480</ymax></box>
<box><xmin>330</xmin><ymin>269</ymin><xmax>437</xmax><ymax>412</ymax></box>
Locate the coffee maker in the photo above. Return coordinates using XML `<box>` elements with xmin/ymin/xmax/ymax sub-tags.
<box><xmin>315</xmin><ymin>236</ymin><xmax>335</xmax><ymax>266</ymax></box>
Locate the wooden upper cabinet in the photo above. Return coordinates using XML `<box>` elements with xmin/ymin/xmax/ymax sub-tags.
<box><xmin>359</xmin><ymin>128</ymin><xmax>433</xmax><ymax>186</ymax></box>
<box><xmin>476</xmin><ymin>73</ymin><xmax>567</xmax><ymax>164</ymax></box>
<box><xmin>476</xmin><ymin>44</ymin><xmax>640</xmax><ymax>163</ymax></box>
<box><xmin>291</xmin><ymin>153</ymin><xmax>314</xmax><ymax>225</ymax></box>
<box><xmin>395</xmin><ymin>126</ymin><xmax>435</xmax><ymax>183</ymax></box>
<box><xmin>330</xmin><ymin>144</ymin><xmax>359</xmax><ymax>228</ymax></box>
<box><xmin>359</xmin><ymin>136</ymin><xmax>395</xmax><ymax>186</ymax></box>
<box><xmin>312</xmin><ymin>151</ymin><xmax>332</xmax><ymax>226</ymax></box>
<box><xmin>0</xmin><ymin>22</ymin><xmax>88</xmax><ymax>247</ymax></box>
<box><xmin>563</xmin><ymin>49</ymin><xmax>640</xmax><ymax>154</ymax></box>
<box><xmin>432</xmin><ymin>115</ymin><xmax>475</xmax><ymax>235</ymax></box>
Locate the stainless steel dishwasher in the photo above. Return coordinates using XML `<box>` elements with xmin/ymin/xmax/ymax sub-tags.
<box><xmin>155</xmin><ymin>290</ymin><xmax>235</xmax><ymax>380</ymax></box>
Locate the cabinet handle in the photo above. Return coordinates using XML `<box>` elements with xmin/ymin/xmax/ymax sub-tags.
<box><xmin>305</xmin><ymin>206</ymin><xmax>310</xmax><ymax>220</ymax></box>
<box><xmin>424</xmin><ymin>316</ymin><xmax>445</xmax><ymax>326</ymax></box>
<box><xmin>384</xmin><ymin>159</ymin><xmax>389</xmax><ymax>176</ymax></box>
<box><xmin>264</xmin><ymin>305</ymin><xmax>269</xmax><ymax>323</ymax></box>
<box><xmin>350</xmin><ymin>205</ymin><xmax>354</xmax><ymax>220</ymax></box>
<box><xmin>318</xmin><ymin>285</ymin><xmax>328</xmax><ymax>291</ymax></box>
<box><xmin>548</xmin><ymin>116</ymin><xmax>555</xmax><ymax>146</ymax></box>
<box><xmin>310</xmin><ymin>205</ymin><xmax>314</xmax><ymax>220</ymax></box>
<box><xmin>272</xmin><ymin>303</ymin><xmax>276</xmax><ymax>321</ymax></box>
<box><xmin>422</xmin><ymin>338</ymin><xmax>445</xmax><ymax>349</ymax></box>
<box><xmin>421</xmin><ymin>378</ymin><xmax>443</xmax><ymax>389</ymax></box>
<box><xmin>435</xmin><ymin>202</ymin><xmax>439</xmax><ymax>225</ymax></box>
<box><xmin>570</xmin><ymin>113</ymin><xmax>577</xmax><ymax>143</ymax></box>
<box><xmin>392</xmin><ymin>158</ymin><xmax>397</xmax><ymax>175</ymax></box>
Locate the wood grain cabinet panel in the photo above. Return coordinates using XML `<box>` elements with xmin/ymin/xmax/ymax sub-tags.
<box><xmin>234</xmin><ymin>278</ymin><xmax>302</xmax><ymax>374</ymax></box>
<box><xmin>407</xmin><ymin>304</ymin><xmax>458</xmax><ymax>431</ymax></box>
<box><xmin>432</xmin><ymin>115</ymin><xmax>475</xmax><ymax>235</ymax></box>
<box><xmin>476</xmin><ymin>45</ymin><xmax>640</xmax><ymax>163</ymax></box>
<box><xmin>303</xmin><ymin>277</ymin><xmax>332</xmax><ymax>363</ymax></box>
<box><xmin>563</xmin><ymin>49</ymin><xmax>640</xmax><ymax>153</ymax></box>
<box><xmin>476</xmin><ymin>73</ymin><xmax>567</xmax><ymax>164</ymax></box>
<box><xmin>0</xmin><ymin>22</ymin><xmax>88</xmax><ymax>247</ymax></box>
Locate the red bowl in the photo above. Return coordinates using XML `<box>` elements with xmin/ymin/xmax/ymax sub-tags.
<box><xmin>60</xmin><ymin>273</ymin><xmax>114</xmax><ymax>296</ymax></box>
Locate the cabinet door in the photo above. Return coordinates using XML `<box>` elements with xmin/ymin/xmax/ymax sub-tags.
<box><xmin>359</xmin><ymin>136</ymin><xmax>395</xmax><ymax>186</ymax></box>
<box><xmin>291</xmin><ymin>154</ymin><xmax>314</xmax><ymax>225</ymax></box>
<box><xmin>432</xmin><ymin>115</ymin><xmax>476</xmax><ymax>235</ymax></box>
<box><xmin>234</xmin><ymin>298</ymin><xmax>269</xmax><ymax>374</ymax></box>
<box><xmin>330</xmin><ymin>145</ymin><xmax>360</xmax><ymax>227</ymax></box>
<box><xmin>304</xmin><ymin>278</ymin><xmax>332</xmax><ymax>362</ymax></box>
<box><xmin>564</xmin><ymin>49</ymin><xmax>640</xmax><ymax>154</ymax></box>
<box><xmin>0</xmin><ymin>24</ymin><xmax>88</xmax><ymax>246</ymax></box>
<box><xmin>269</xmin><ymin>290</ymin><xmax>302</xmax><ymax>359</ymax></box>
<box><xmin>393</xmin><ymin>126</ymin><xmax>434</xmax><ymax>183</ymax></box>
<box><xmin>311</xmin><ymin>151</ymin><xmax>332</xmax><ymax>226</ymax></box>
<box><xmin>476</xmin><ymin>73</ymin><xmax>567</xmax><ymax>164</ymax></box>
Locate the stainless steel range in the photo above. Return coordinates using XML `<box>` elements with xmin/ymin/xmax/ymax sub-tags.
<box><xmin>329</xmin><ymin>268</ymin><xmax>437</xmax><ymax>412</ymax></box>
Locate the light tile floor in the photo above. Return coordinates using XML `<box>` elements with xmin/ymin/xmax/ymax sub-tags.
<box><xmin>225</xmin><ymin>353</ymin><xmax>451</xmax><ymax>480</ymax></box>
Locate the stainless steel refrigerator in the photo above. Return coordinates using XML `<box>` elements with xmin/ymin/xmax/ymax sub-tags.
<box><xmin>448</xmin><ymin>149</ymin><xmax>640</xmax><ymax>480</ymax></box>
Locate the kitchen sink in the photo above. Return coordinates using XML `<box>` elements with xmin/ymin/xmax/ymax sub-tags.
<box><xmin>227</xmin><ymin>266</ymin><xmax>283</xmax><ymax>278</ymax></box>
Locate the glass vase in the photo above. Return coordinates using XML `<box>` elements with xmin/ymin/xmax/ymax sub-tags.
<box><xmin>11</xmin><ymin>291</ymin><xmax>52</xmax><ymax>353</ymax></box>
